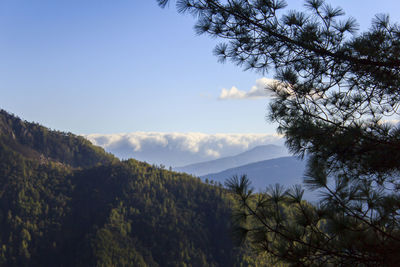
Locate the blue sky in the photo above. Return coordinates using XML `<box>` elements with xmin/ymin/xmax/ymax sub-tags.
<box><xmin>1</xmin><ymin>0</ymin><xmax>400</xmax><ymax>135</ymax></box>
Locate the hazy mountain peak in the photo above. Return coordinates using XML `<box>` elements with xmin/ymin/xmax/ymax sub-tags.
<box><xmin>174</xmin><ymin>144</ymin><xmax>289</xmax><ymax>176</ymax></box>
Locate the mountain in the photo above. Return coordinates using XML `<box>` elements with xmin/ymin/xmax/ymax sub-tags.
<box><xmin>174</xmin><ymin>144</ymin><xmax>288</xmax><ymax>176</ymax></box>
<box><xmin>201</xmin><ymin>156</ymin><xmax>307</xmax><ymax>193</ymax></box>
<box><xmin>0</xmin><ymin>109</ymin><xmax>262</xmax><ymax>266</ymax></box>
<box><xmin>0</xmin><ymin>109</ymin><xmax>116</xmax><ymax>168</ymax></box>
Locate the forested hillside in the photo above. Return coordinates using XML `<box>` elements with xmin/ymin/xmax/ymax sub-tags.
<box><xmin>0</xmin><ymin>110</ymin><xmax>116</xmax><ymax>168</ymax></box>
<box><xmin>0</xmin><ymin>110</ymin><xmax>260</xmax><ymax>266</ymax></box>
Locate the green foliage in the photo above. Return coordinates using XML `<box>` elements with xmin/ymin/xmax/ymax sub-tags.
<box><xmin>0</xmin><ymin>109</ymin><xmax>116</xmax><ymax>168</ymax></box>
<box><xmin>227</xmin><ymin>175</ymin><xmax>400</xmax><ymax>266</ymax></box>
<box><xmin>63</xmin><ymin>160</ymin><xmax>241</xmax><ymax>266</ymax></box>
<box><xmin>0</xmin><ymin>110</ymin><xmax>260</xmax><ymax>266</ymax></box>
<box><xmin>158</xmin><ymin>0</ymin><xmax>400</xmax><ymax>265</ymax></box>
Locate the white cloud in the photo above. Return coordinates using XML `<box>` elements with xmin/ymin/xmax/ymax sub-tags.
<box><xmin>218</xmin><ymin>78</ymin><xmax>278</xmax><ymax>100</ymax></box>
<box><xmin>205</xmin><ymin>148</ymin><xmax>220</xmax><ymax>158</ymax></box>
<box><xmin>219</xmin><ymin>86</ymin><xmax>247</xmax><ymax>99</ymax></box>
<box><xmin>84</xmin><ymin>132</ymin><xmax>284</xmax><ymax>167</ymax></box>
<box><xmin>379</xmin><ymin>118</ymin><xmax>400</xmax><ymax>126</ymax></box>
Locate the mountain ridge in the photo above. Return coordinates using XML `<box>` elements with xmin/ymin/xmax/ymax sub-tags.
<box><xmin>174</xmin><ymin>144</ymin><xmax>288</xmax><ymax>176</ymax></box>
<box><xmin>201</xmin><ymin>156</ymin><xmax>307</xmax><ymax>194</ymax></box>
<box><xmin>0</xmin><ymin>109</ymin><xmax>259</xmax><ymax>266</ymax></box>
<box><xmin>0</xmin><ymin>109</ymin><xmax>116</xmax><ymax>168</ymax></box>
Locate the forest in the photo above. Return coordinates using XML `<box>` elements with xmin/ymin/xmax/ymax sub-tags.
<box><xmin>0</xmin><ymin>109</ymin><xmax>279</xmax><ymax>266</ymax></box>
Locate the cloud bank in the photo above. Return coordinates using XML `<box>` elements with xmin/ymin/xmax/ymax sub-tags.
<box><xmin>85</xmin><ymin>132</ymin><xmax>284</xmax><ymax>167</ymax></box>
<box><xmin>219</xmin><ymin>78</ymin><xmax>277</xmax><ymax>100</ymax></box>
<box><xmin>380</xmin><ymin>118</ymin><xmax>400</xmax><ymax>126</ymax></box>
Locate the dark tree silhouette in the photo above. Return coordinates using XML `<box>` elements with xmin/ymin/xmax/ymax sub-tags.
<box><xmin>158</xmin><ymin>0</ymin><xmax>400</xmax><ymax>265</ymax></box>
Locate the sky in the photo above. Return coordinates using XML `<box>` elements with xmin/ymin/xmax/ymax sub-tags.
<box><xmin>1</xmin><ymin>0</ymin><xmax>400</xmax><ymax>164</ymax></box>
<box><xmin>2</xmin><ymin>0</ymin><xmax>400</xmax><ymax>135</ymax></box>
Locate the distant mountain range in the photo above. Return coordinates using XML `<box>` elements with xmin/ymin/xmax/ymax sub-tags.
<box><xmin>201</xmin><ymin>156</ymin><xmax>306</xmax><ymax>191</ymax></box>
<box><xmin>174</xmin><ymin>144</ymin><xmax>288</xmax><ymax>176</ymax></box>
<box><xmin>174</xmin><ymin>145</ymin><xmax>314</xmax><ymax>199</ymax></box>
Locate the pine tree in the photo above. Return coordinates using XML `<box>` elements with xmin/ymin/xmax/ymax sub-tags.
<box><xmin>158</xmin><ymin>0</ymin><xmax>400</xmax><ymax>265</ymax></box>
